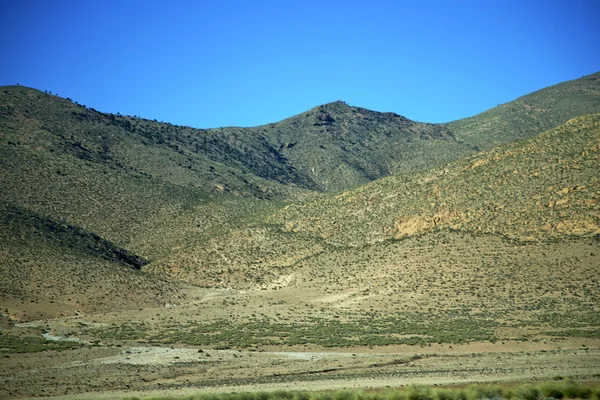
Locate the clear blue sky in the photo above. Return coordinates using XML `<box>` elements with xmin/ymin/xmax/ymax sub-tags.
<box><xmin>1</xmin><ymin>0</ymin><xmax>599</xmax><ymax>128</ymax></box>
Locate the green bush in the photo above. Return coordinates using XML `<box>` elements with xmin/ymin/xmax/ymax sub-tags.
<box><xmin>294</xmin><ymin>393</ymin><xmax>311</xmax><ymax>400</ymax></box>
<box><xmin>333</xmin><ymin>391</ymin><xmax>355</xmax><ymax>400</ymax></box>
<box><xmin>562</xmin><ymin>380</ymin><xmax>592</xmax><ymax>399</ymax></box>
<box><xmin>513</xmin><ymin>386</ymin><xmax>539</xmax><ymax>400</ymax></box>
<box><xmin>466</xmin><ymin>385</ymin><xmax>503</xmax><ymax>400</ymax></box>
<box><xmin>388</xmin><ymin>390</ymin><xmax>408</xmax><ymax>400</ymax></box>
<box><xmin>435</xmin><ymin>389</ymin><xmax>468</xmax><ymax>400</ymax></box>
<box><xmin>406</xmin><ymin>385</ymin><xmax>434</xmax><ymax>400</ymax></box>
<box><xmin>539</xmin><ymin>382</ymin><xmax>565</xmax><ymax>399</ymax></box>
<box><xmin>138</xmin><ymin>381</ymin><xmax>600</xmax><ymax>400</ymax></box>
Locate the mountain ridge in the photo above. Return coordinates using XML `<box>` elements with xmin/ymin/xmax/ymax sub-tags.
<box><xmin>447</xmin><ymin>71</ymin><xmax>600</xmax><ymax>149</ymax></box>
<box><xmin>2</xmin><ymin>74</ymin><xmax>600</xmax><ymax>399</ymax></box>
<box><xmin>147</xmin><ymin>112</ymin><xmax>600</xmax><ymax>288</ymax></box>
<box><xmin>1</xmin><ymin>72</ymin><xmax>600</xmax><ymax>318</ymax></box>
<box><xmin>4</xmin><ymin>71</ymin><xmax>599</xmax><ymax>198</ymax></box>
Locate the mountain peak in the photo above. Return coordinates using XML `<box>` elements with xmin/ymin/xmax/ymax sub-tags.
<box><xmin>321</xmin><ymin>100</ymin><xmax>351</xmax><ymax>108</ymax></box>
<box><xmin>303</xmin><ymin>100</ymin><xmax>410</xmax><ymax>124</ymax></box>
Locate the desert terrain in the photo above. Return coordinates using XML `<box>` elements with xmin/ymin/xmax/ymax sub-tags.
<box><xmin>2</xmin><ymin>75</ymin><xmax>600</xmax><ymax>399</ymax></box>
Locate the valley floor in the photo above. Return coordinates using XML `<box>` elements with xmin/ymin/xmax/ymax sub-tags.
<box><xmin>2</xmin><ymin>233</ymin><xmax>599</xmax><ymax>399</ymax></box>
<box><xmin>3</xmin><ymin>333</ymin><xmax>600</xmax><ymax>399</ymax></box>
<box><xmin>2</xmin><ymin>285</ymin><xmax>600</xmax><ymax>399</ymax></box>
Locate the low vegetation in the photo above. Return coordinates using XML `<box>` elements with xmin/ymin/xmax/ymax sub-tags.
<box><xmin>152</xmin><ymin>113</ymin><xmax>600</xmax><ymax>289</ymax></box>
<box><xmin>84</xmin><ymin>312</ymin><xmax>496</xmax><ymax>348</ymax></box>
<box><xmin>121</xmin><ymin>380</ymin><xmax>600</xmax><ymax>400</ymax></box>
<box><xmin>0</xmin><ymin>331</ymin><xmax>82</xmax><ymax>353</ymax></box>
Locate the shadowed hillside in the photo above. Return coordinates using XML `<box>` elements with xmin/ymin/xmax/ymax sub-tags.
<box><xmin>251</xmin><ymin>101</ymin><xmax>468</xmax><ymax>191</ymax></box>
<box><xmin>0</xmin><ymin>87</ymin><xmax>316</xmax><ymax>200</ymax></box>
<box><xmin>0</xmin><ymin>86</ymin><xmax>292</xmax><ymax>260</ymax></box>
<box><xmin>0</xmin><ymin>86</ymin><xmax>469</xmax><ymax>198</ymax></box>
<box><xmin>0</xmin><ymin>204</ymin><xmax>180</xmax><ymax>320</ymax></box>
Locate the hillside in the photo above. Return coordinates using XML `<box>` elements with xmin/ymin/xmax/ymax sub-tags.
<box><xmin>2</xmin><ymin>78</ymin><xmax>600</xmax><ymax>399</ymax></box>
<box><xmin>0</xmin><ymin>86</ymin><xmax>297</xmax><ymax>259</ymax></box>
<box><xmin>0</xmin><ymin>203</ymin><xmax>181</xmax><ymax>321</ymax></box>
<box><xmin>150</xmin><ymin>113</ymin><xmax>600</xmax><ymax>287</ymax></box>
<box><xmin>137</xmin><ymin>113</ymin><xmax>600</xmax><ymax>357</ymax></box>
<box><xmin>0</xmin><ymin>86</ymin><xmax>466</xmax><ymax>261</ymax></box>
<box><xmin>0</xmin><ymin>86</ymin><xmax>320</xmax><ymax>198</ymax></box>
<box><xmin>0</xmin><ymin>86</ymin><xmax>464</xmax><ymax>200</ymax></box>
<box><xmin>1</xmin><ymin>73</ymin><xmax>597</xmax><ymax>254</ymax></box>
<box><xmin>448</xmin><ymin>71</ymin><xmax>600</xmax><ymax>150</ymax></box>
<box><xmin>2</xmin><ymin>74</ymin><xmax>600</xmax><ymax>318</ymax></box>
<box><xmin>2</xmin><ymin>72</ymin><xmax>598</xmax><ymax>216</ymax></box>
<box><xmin>250</xmin><ymin>101</ymin><xmax>468</xmax><ymax>191</ymax></box>
<box><xmin>271</xmin><ymin>113</ymin><xmax>600</xmax><ymax>244</ymax></box>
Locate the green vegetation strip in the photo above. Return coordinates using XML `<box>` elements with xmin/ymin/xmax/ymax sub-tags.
<box><xmin>0</xmin><ymin>331</ymin><xmax>82</xmax><ymax>353</ymax></box>
<box><xmin>87</xmin><ymin>314</ymin><xmax>496</xmax><ymax>348</ymax></box>
<box><xmin>121</xmin><ymin>380</ymin><xmax>600</xmax><ymax>400</ymax></box>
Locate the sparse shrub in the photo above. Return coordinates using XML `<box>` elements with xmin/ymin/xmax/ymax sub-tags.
<box><xmin>406</xmin><ymin>384</ymin><xmax>434</xmax><ymax>400</ymax></box>
<box><xmin>466</xmin><ymin>385</ymin><xmax>503</xmax><ymax>400</ymax></box>
<box><xmin>435</xmin><ymin>389</ymin><xmax>467</xmax><ymax>400</ymax></box>
<box><xmin>539</xmin><ymin>382</ymin><xmax>565</xmax><ymax>399</ymax></box>
<box><xmin>514</xmin><ymin>386</ymin><xmax>539</xmax><ymax>400</ymax></box>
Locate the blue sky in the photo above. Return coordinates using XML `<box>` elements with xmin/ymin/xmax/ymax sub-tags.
<box><xmin>1</xmin><ymin>0</ymin><xmax>599</xmax><ymax>128</ymax></box>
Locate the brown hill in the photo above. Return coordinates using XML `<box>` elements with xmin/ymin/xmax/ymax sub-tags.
<box><xmin>149</xmin><ymin>113</ymin><xmax>600</xmax><ymax>287</ymax></box>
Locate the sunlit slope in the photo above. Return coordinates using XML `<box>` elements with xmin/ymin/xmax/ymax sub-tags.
<box><xmin>198</xmin><ymin>73</ymin><xmax>600</xmax><ymax>191</ymax></box>
<box><xmin>448</xmin><ymin>72</ymin><xmax>600</xmax><ymax>150</ymax></box>
<box><xmin>152</xmin><ymin>114</ymin><xmax>600</xmax><ymax>286</ymax></box>
<box><xmin>273</xmin><ymin>113</ymin><xmax>600</xmax><ymax>243</ymax></box>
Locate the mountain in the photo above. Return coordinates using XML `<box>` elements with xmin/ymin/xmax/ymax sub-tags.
<box><xmin>0</xmin><ymin>85</ymin><xmax>466</xmax><ymax>262</ymax></box>
<box><xmin>148</xmin><ymin>113</ymin><xmax>600</xmax><ymax>287</ymax></box>
<box><xmin>271</xmin><ymin>114</ymin><xmax>600</xmax><ymax>243</ymax></box>
<box><xmin>0</xmin><ymin>86</ymin><xmax>466</xmax><ymax>199</ymax></box>
<box><xmin>1</xmin><ymin>72</ymin><xmax>600</xmax><ymax>318</ymax></box>
<box><xmin>129</xmin><ymin>112</ymin><xmax>600</xmax><ymax>365</ymax></box>
<box><xmin>245</xmin><ymin>101</ymin><xmax>467</xmax><ymax>191</ymax></box>
<box><xmin>2</xmin><ymin>75</ymin><xmax>600</xmax><ymax>400</ymax></box>
<box><xmin>0</xmin><ymin>86</ymin><xmax>297</xmax><ymax>257</ymax></box>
